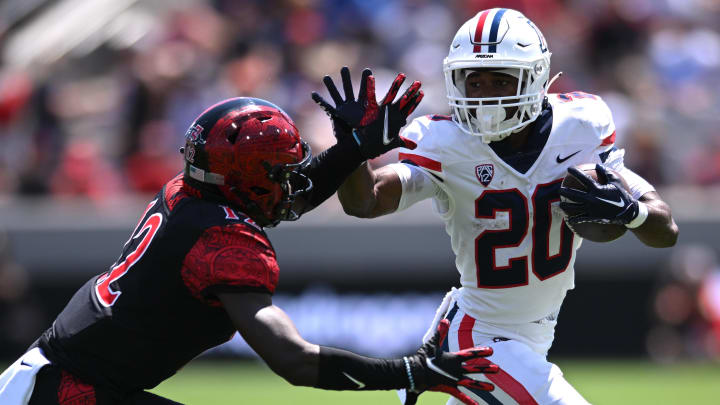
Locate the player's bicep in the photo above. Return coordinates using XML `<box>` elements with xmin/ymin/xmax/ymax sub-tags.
<box><xmin>367</xmin><ymin>165</ymin><xmax>404</xmax><ymax>217</ymax></box>
<box><xmin>218</xmin><ymin>292</ymin><xmax>303</xmax><ymax>354</ymax></box>
<box><xmin>218</xmin><ymin>292</ymin><xmax>318</xmax><ymax>384</ymax></box>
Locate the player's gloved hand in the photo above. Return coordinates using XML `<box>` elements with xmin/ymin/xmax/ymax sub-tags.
<box><xmin>312</xmin><ymin>66</ymin><xmax>423</xmax><ymax>159</ymax></box>
<box><xmin>559</xmin><ymin>164</ymin><xmax>640</xmax><ymax>226</ymax></box>
<box><xmin>311</xmin><ymin>66</ymin><xmax>372</xmax><ymax>141</ymax></box>
<box><xmin>403</xmin><ymin>319</ymin><xmax>498</xmax><ymax>405</ymax></box>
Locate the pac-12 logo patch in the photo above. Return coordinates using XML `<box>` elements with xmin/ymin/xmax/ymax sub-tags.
<box><xmin>185</xmin><ymin>123</ymin><xmax>204</xmax><ymax>143</ymax></box>
<box><xmin>475</xmin><ymin>164</ymin><xmax>494</xmax><ymax>186</ymax></box>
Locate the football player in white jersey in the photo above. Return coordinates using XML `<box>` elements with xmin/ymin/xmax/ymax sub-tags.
<box><xmin>312</xmin><ymin>7</ymin><xmax>678</xmax><ymax>405</ymax></box>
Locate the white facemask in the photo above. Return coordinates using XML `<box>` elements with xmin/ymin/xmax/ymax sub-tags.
<box><xmin>473</xmin><ymin>104</ymin><xmax>507</xmax><ymax>133</ymax></box>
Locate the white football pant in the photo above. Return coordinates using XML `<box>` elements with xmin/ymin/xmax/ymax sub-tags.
<box><xmin>443</xmin><ymin>304</ymin><xmax>591</xmax><ymax>405</ymax></box>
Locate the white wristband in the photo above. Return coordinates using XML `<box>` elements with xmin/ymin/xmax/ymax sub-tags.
<box><xmin>626</xmin><ymin>202</ymin><xmax>648</xmax><ymax>229</ymax></box>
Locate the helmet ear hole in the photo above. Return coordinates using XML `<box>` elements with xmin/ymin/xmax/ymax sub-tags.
<box><xmin>250</xmin><ymin>186</ymin><xmax>270</xmax><ymax>195</ymax></box>
<box><xmin>227</xmin><ymin>130</ymin><xmax>239</xmax><ymax>145</ymax></box>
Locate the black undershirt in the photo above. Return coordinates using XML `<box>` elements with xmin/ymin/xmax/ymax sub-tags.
<box><xmin>488</xmin><ymin>100</ymin><xmax>553</xmax><ymax>174</ymax></box>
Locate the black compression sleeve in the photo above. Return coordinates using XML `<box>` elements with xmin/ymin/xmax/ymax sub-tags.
<box><xmin>315</xmin><ymin>346</ymin><xmax>410</xmax><ymax>391</ymax></box>
<box><xmin>300</xmin><ymin>139</ymin><xmax>364</xmax><ymax>211</ymax></box>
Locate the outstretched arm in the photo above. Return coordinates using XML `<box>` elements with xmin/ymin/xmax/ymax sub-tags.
<box><xmin>218</xmin><ymin>292</ymin><xmax>319</xmax><ymax>386</ymax></box>
<box><xmin>338</xmin><ymin>162</ymin><xmax>403</xmax><ymax>218</ymax></box>
<box><xmin>218</xmin><ymin>291</ymin><xmax>497</xmax><ymax>404</ymax></box>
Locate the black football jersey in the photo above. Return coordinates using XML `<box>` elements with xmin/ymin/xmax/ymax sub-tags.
<box><xmin>36</xmin><ymin>175</ymin><xmax>280</xmax><ymax>397</ymax></box>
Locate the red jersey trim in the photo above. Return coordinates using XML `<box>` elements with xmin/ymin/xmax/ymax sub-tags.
<box><xmin>398</xmin><ymin>153</ymin><xmax>442</xmax><ymax>172</ymax></box>
<box><xmin>458</xmin><ymin>314</ymin><xmax>476</xmax><ymax>350</ymax></box>
<box><xmin>428</xmin><ymin>114</ymin><xmax>452</xmax><ymax>121</ymax></box>
<box><xmin>164</xmin><ymin>174</ymin><xmax>191</xmax><ymax>212</ymax></box>
<box><xmin>600</xmin><ymin>131</ymin><xmax>616</xmax><ymax>146</ymax></box>
<box><xmin>457</xmin><ymin>315</ymin><xmax>539</xmax><ymax>405</ymax></box>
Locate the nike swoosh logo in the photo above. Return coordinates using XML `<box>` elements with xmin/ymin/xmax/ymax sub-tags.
<box><xmin>20</xmin><ymin>360</ymin><xmax>32</xmax><ymax>367</ymax></box>
<box><xmin>556</xmin><ymin>150</ymin><xmax>581</xmax><ymax>163</ymax></box>
<box><xmin>517</xmin><ymin>42</ymin><xmax>532</xmax><ymax>47</ymax></box>
<box><xmin>382</xmin><ymin>109</ymin><xmax>391</xmax><ymax>145</ymax></box>
<box><xmin>342</xmin><ymin>372</ymin><xmax>366</xmax><ymax>389</ymax></box>
<box><xmin>426</xmin><ymin>358</ymin><xmax>458</xmax><ymax>381</ymax></box>
<box><xmin>596</xmin><ymin>196</ymin><xmax>626</xmax><ymax>208</ymax></box>
<box><xmin>452</xmin><ymin>43</ymin><xmax>460</xmax><ymax>49</ymax></box>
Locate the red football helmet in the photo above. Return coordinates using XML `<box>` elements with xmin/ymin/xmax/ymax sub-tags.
<box><xmin>180</xmin><ymin>97</ymin><xmax>312</xmax><ymax>227</ymax></box>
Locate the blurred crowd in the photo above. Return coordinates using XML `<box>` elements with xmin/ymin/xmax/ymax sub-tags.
<box><xmin>647</xmin><ymin>243</ymin><xmax>720</xmax><ymax>362</ymax></box>
<box><xmin>1</xmin><ymin>0</ymin><xmax>720</xmax><ymax>203</ymax></box>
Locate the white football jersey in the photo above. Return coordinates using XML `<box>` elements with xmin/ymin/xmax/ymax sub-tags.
<box><xmin>390</xmin><ymin>93</ymin><xmax>654</xmax><ymax>324</ymax></box>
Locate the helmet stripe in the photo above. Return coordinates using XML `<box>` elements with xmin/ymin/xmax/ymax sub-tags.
<box><xmin>487</xmin><ymin>8</ymin><xmax>508</xmax><ymax>53</ymax></box>
<box><xmin>472</xmin><ymin>9</ymin><xmax>491</xmax><ymax>53</ymax></box>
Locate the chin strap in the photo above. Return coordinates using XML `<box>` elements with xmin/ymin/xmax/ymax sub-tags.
<box><xmin>228</xmin><ymin>187</ymin><xmax>277</xmax><ymax>227</ymax></box>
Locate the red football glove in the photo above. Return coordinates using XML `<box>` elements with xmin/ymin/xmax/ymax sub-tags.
<box><xmin>403</xmin><ymin>319</ymin><xmax>498</xmax><ymax>405</ymax></box>
<box><xmin>312</xmin><ymin>66</ymin><xmax>422</xmax><ymax>159</ymax></box>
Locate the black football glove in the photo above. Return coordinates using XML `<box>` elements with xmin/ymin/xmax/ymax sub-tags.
<box><xmin>403</xmin><ymin>319</ymin><xmax>498</xmax><ymax>405</ymax></box>
<box><xmin>312</xmin><ymin>66</ymin><xmax>423</xmax><ymax>159</ymax></box>
<box><xmin>559</xmin><ymin>164</ymin><xmax>639</xmax><ymax>226</ymax></box>
<box><xmin>311</xmin><ymin>66</ymin><xmax>372</xmax><ymax>141</ymax></box>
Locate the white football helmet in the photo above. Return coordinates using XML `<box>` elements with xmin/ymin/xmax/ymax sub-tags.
<box><xmin>443</xmin><ymin>8</ymin><xmax>552</xmax><ymax>143</ymax></box>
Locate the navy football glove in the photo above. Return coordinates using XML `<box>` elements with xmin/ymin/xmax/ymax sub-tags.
<box><xmin>312</xmin><ymin>66</ymin><xmax>422</xmax><ymax>159</ymax></box>
<box><xmin>559</xmin><ymin>164</ymin><xmax>640</xmax><ymax>226</ymax></box>
<box><xmin>403</xmin><ymin>319</ymin><xmax>498</xmax><ymax>405</ymax></box>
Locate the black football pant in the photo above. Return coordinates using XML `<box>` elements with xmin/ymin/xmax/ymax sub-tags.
<box><xmin>29</xmin><ymin>365</ymin><xmax>183</xmax><ymax>405</ymax></box>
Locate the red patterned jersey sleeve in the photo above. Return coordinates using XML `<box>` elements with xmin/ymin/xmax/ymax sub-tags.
<box><xmin>181</xmin><ymin>224</ymin><xmax>279</xmax><ymax>306</ymax></box>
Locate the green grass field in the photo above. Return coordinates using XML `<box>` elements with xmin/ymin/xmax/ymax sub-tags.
<box><xmin>149</xmin><ymin>359</ymin><xmax>720</xmax><ymax>404</ymax></box>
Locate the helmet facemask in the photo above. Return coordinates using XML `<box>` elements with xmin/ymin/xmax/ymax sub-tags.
<box><xmin>225</xmin><ymin>140</ymin><xmax>313</xmax><ymax>229</ymax></box>
<box><xmin>445</xmin><ymin>60</ymin><xmax>549</xmax><ymax>143</ymax></box>
<box><xmin>261</xmin><ymin>140</ymin><xmax>313</xmax><ymax>226</ymax></box>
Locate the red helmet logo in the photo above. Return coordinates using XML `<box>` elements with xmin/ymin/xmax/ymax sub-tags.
<box><xmin>185</xmin><ymin>123</ymin><xmax>204</xmax><ymax>143</ymax></box>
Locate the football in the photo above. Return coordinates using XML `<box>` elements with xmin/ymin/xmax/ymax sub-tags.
<box><xmin>561</xmin><ymin>163</ymin><xmax>628</xmax><ymax>242</ymax></box>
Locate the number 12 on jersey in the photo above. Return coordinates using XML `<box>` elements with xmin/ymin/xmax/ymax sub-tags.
<box><xmin>475</xmin><ymin>180</ymin><xmax>574</xmax><ymax>288</ymax></box>
<box><xmin>95</xmin><ymin>200</ymin><xmax>163</xmax><ymax>307</ymax></box>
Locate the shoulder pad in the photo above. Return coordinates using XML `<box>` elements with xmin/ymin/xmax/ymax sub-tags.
<box><xmin>182</xmin><ymin>223</ymin><xmax>279</xmax><ymax>305</ymax></box>
<box><xmin>548</xmin><ymin>92</ymin><xmax>616</xmax><ymax>148</ymax></box>
<box><xmin>396</xmin><ymin>115</ymin><xmax>460</xmax><ymax>173</ymax></box>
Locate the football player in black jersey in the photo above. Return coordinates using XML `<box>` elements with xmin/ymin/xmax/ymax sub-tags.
<box><xmin>0</xmin><ymin>69</ymin><xmax>499</xmax><ymax>405</ymax></box>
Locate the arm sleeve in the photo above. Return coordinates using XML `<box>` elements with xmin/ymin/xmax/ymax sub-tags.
<box><xmin>298</xmin><ymin>140</ymin><xmax>365</xmax><ymax>212</ymax></box>
<box><xmin>316</xmin><ymin>346</ymin><xmax>409</xmax><ymax>390</ymax></box>
<box><xmin>181</xmin><ymin>224</ymin><xmax>280</xmax><ymax>306</ymax></box>
<box><xmin>387</xmin><ymin>162</ymin><xmax>446</xmax><ymax>212</ymax></box>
